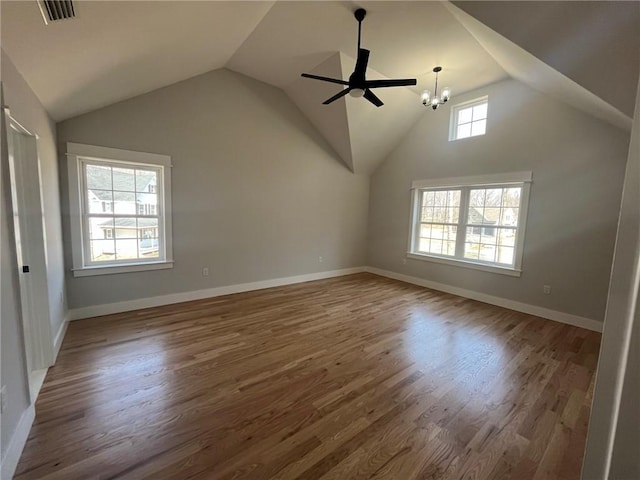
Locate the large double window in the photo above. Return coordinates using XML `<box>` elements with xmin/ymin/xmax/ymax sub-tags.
<box><xmin>67</xmin><ymin>143</ymin><xmax>173</xmax><ymax>276</ymax></box>
<box><xmin>408</xmin><ymin>172</ymin><xmax>531</xmax><ymax>276</ymax></box>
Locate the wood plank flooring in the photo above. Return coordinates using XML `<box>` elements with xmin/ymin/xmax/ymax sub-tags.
<box><xmin>15</xmin><ymin>273</ymin><xmax>600</xmax><ymax>479</ymax></box>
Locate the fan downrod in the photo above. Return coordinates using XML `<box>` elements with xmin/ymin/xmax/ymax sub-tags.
<box><xmin>354</xmin><ymin>8</ymin><xmax>366</xmax><ymax>22</ymax></box>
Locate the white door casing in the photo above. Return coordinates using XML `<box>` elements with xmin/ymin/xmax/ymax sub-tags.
<box><xmin>4</xmin><ymin>107</ymin><xmax>54</xmax><ymax>401</ymax></box>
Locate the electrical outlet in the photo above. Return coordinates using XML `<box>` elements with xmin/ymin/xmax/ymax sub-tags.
<box><xmin>402</xmin><ymin>258</ymin><xmax>407</xmax><ymax>265</ymax></box>
<box><xmin>1</xmin><ymin>386</ymin><xmax>7</xmax><ymax>414</ymax></box>
<box><xmin>202</xmin><ymin>267</ymin><xmax>209</xmax><ymax>277</ymax></box>
<box><xmin>318</xmin><ymin>256</ymin><xmax>323</xmax><ymax>263</ymax></box>
<box><xmin>543</xmin><ymin>285</ymin><xmax>551</xmax><ymax>295</ymax></box>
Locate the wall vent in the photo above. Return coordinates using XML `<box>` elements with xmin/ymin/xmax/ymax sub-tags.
<box><xmin>37</xmin><ymin>0</ymin><xmax>76</xmax><ymax>24</ymax></box>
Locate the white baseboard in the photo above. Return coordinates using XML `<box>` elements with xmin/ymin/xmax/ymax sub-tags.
<box><xmin>365</xmin><ymin>266</ymin><xmax>603</xmax><ymax>332</ymax></box>
<box><xmin>69</xmin><ymin>267</ymin><xmax>366</xmax><ymax>320</ymax></box>
<box><xmin>66</xmin><ymin>265</ymin><xmax>603</xmax><ymax>333</ymax></box>
<box><xmin>1</xmin><ymin>403</ymin><xmax>35</xmax><ymax>480</ymax></box>
<box><xmin>53</xmin><ymin>316</ymin><xmax>69</xmax><ymax>361</ymax></box>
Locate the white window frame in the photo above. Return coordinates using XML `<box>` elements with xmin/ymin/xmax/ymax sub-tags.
<box><xmin>407</xmin><ymin>172</ymin><xmax>532</xmax><ymax>277</ymax></box>
<box><xmin>67</xmin><ymin>143</ymin><xmax>174</xmax><ymax>277</ymax></box>
<box><xmin>449</xmin><ymin>96</ymin><xmax>488</xmax><ymax>141</ymax></box>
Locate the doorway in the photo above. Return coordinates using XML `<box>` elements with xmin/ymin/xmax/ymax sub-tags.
<box><xmin>4</xmin><ymin>107</ymin><xmax>54</xmax><ymax>401</ymax></box>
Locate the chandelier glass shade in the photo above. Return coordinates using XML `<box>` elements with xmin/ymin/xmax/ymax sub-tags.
<box><xmin>422</xmin><ymin>66</ymin><xmax>451</xmax><ymax>110</ymax></box>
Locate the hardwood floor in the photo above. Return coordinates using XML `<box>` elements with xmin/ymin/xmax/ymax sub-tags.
<box><xmin>15</xmin><ymin>273</ymin><xmax>600</xmax><ymax>480</ymax></box>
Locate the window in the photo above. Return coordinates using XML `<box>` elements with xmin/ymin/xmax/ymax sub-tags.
<box><xmin>67</xmin><ymin>143</ymin><xmax>173</xmax><ymax>276</ymax></box>
<box><xmin>408</xmin><ymin>172</ymin><xmax>531</xmax><ymax>276</ymax></box>
<box><xmin>450</xmin><ymin>96</ymin><xmax>488</xmax><ymax>141</ymax></box>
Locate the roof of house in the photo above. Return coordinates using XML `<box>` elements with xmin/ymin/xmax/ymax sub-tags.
<box><xmin>87</xmin><ymin>165</ymin><xmax>155</xmax><ymax>195</ymax></box>
<box><xmin>98</xmin><ymin>218</ymin><xmax>158</xmax><ymax>229</ymax></box>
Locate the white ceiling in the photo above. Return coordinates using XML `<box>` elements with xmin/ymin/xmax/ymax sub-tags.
<box><xmin>0</xmin><ymin>1</ymin><xmax>275</xmax><ymax>120</ymax></box>
<box><xmin>1</xmin><ymin>1</ymin><xmax>638</xmax><ymax>174</ymax></box>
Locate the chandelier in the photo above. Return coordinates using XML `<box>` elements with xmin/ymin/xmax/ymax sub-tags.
<box><xmin>421</xmin><ymin>66</ymin><xmax>451</xmax><ymax>110</ymax></box>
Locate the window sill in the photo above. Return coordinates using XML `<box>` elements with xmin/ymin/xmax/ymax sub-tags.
<box><xmin>72</xmin><ymin>260</ymin><xmax>174</xmax><ymax>277</ymax></box>
<box><xmin>406</xmin><ymin>252</ymin><xmax>521</xmax><ymax>277</ymax></box>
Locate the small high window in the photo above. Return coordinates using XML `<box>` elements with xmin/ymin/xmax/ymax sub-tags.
<box><xmin>450</xmin><ymin>96</ymin><xmax>488</xmax><ymax>141</ymax></box>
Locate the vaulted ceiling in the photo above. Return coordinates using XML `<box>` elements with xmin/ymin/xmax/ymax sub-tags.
<box><xmin>2</xmin><ymin>1</ymin><xmax>638</xmax><ymax>174</ymax></box>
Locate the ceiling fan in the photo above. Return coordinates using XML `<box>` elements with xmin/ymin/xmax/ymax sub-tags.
<box><xmin>301</xmin><ymin>8</ymin><xmax>417</xmax><ymax>107</ymax></box>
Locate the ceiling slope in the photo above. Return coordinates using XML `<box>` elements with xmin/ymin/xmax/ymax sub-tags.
<box><xmin>341</xmin><ymin>53</ymin><xmax>424</xmax><ymax>176</ymax></box>
<box><xmin>453</xmin><ymin>1</ymin><xmax>640</xmax><ymax>118</ymax></box>
<box><xmin>0</xmin><ymin>0</ymin><xmax>275</xmax><ymax>121</ymax></box>
<box><xmin>230</xmin><ymin>1</ymin><xmax>507</xmax><ymax>173</ymax></box>
<box><xmin>444</xmin><ymin>2</ymin><xmax>633</xmax><ymax>131</ymax></box>
<box><xmin>286</xmin><ymin>53</ymin><xmax>355</xmax><ymax>172</ymax></box>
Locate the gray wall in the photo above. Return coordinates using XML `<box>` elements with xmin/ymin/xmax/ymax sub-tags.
<box><xmin>57</xmin><ymin>69</ymin><xmax>370</xmax><ymax>310</ymax></box>
<box><xmin>367</xmin><ymin>78</ymin><xmax>630</xmax><ymax>322</ymax></box>
<box><xmin>1</xmin><ymin>51</ymin><xmax>65</xmax><ymax>461</ymax></box>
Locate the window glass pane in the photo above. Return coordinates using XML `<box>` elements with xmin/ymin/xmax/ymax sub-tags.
<box><xmin>472</xmin><ymin>103</ymin><xmax>488</xmax><ymax>120</ymax></box>
<box><xmin>465</xmin><ymin>226</ymin><xmax>481</xmax><ymax>244</ymax></box>
<box><xmin>88</xmin><ymin>217</ymin><xmax>113</xmax><ymax>240</ymax></box>
<box><xmin>112</xmin><ymin>218</ymin><xmax>138</xmax><ymax>239</ymax></box>
<box><xmin>434</xmin><ymin>191</ymin><xmax>449</xmax><ymax>206</ymax></box>
<box><xmin>504</xmin><ymin>188</ymin><xmax>521</xmax><ymax>207</ymax></box>
<box><xmin>422</xmin><ymin>191</ymin><xmax>435</xmax><ymax>207</ymax></box>
<box><xmin>497</xmin><ymin>246</ymin><xmax>514</xmax><ymax>265</ymax></box>
<box><xmin>483</xmin><ymin>207</ymin><xmax>501</xmax><ymax>224</ymax></box>
<box><xmin>498</xmin><ymin>228</ymin><xmax>516</xmax><ymax>247</ymax></box>
<box><xmin>501</xmin><ymin>207</ymin><xmax>519</xmax><ymax>226</ymax></box>
<box><xmin>481</xmin><ymin>228</ymin><xmax>497</xmax><ymax>244</ymax></box>
<box><xmin>457</xmin><ymin>123</ymin><xmax>471</xmax><ymax>139</ymax></box>
<box><xmin>113</xmin><ymin>192</ymin><xmax>136</xmax><ymax>214</ymax></box>
<box><xmin>446</xmin><ymin>207</ymin><xmax>459</xmax><ymax>224</ymax></box>
<box><xmin>448</xmin><ymin>190</ymin><xmax>461</xmax><ymax>207</ymax></box>
<box><xmin>430</xmin><ymin>224</ymin><xmax>446</xmax><ymax>241</ymax></box>
<box><xmin>115</xmin><ymin>239</ymin><xmax>139</xmax><ymax>260</ymax></box>
<box><xmin>138</xmin><ymin>218</ymin><xmax>159</xmax><ymax>237</ymax></box>
<box><xmin>422</xmin><ymin>207</ymin><xmax>434</xmax><ymax>222</ymax></box>
<box><xmin>430</xmin><ymin>239</ymin><xmax>443</xmax><ymax>255</ymax></box>
<box><xmin>458</xmin><ymin>107</ymin><xmax>473</xmax><ymax>124</ymax></box>
<box><xmin>420</xmin><ymin>224</ymin><xmax>431</xmax><ymax>239</ymax></box>
<box><xmin>137</xmin><ymin>194</ymin><xmax>158</xmax><ymax>214</ymax></box>
<box><xmin>479</xmin><ymin>244</ymin><xmax>496</xmax><ymax>262</ymax></box>
<box><xmin>140</xmin><ymin>241</ymin><xmax>159</xmax><ymax>258</ymax></box>
<box><xmin>445</xmin><ymin>240</ymin><xmax>456</xmax><ymax>256</ymax></box>
<box><xmin>86</xmin><ymin>164</ymin><xmax>112</xmax><ymax>190</ymax></box>
<box><xmin>90</xmin><ymin>240</ymin><xmax>115</xmax><ymax>262</ymax></box>
<box><xmin>484</xmin><ymin>189</ymin><xmax>502</xmax><ymax>207</ymax></box>
<box><xmin>87</xmin><ymin>190</ymin><xmax>113</xmax><ymax>214</ymax></box>
<box><xmin>464</xmin><ymin>243</ymin><xmax>479</xmax><ymax>260</ymax></box>
<box><xmin>469</xmin><ymin>189</ymin><xmax>485</xmax><ymax>208</ymax></box>
<box><xmin>112</xmin><ymin>167</ymin><xmax>136</xmax><ymax>192</ymax></box>
<box><xmin>467</xmin><ymin>206</ymin><xmax>486</xmax><ymax>225</ymax></box>
<box><xmin>136</xmin><ymin>170</ymin><xmax>157</xmax><ymax>193</ymax></box>
<box><xmin>471</xmin><ymin>119</ymin><xmax>486</xmax><ymax>137</ymax></box>
<box><xmin>432</xmin><ymin>207</ymin><xmax>448</xmax><ymax>223</ymax></box>
<box><xmin>419</xmin><ymin>238</ymin><xmax>430</xmax><ymax>252</ymax></box>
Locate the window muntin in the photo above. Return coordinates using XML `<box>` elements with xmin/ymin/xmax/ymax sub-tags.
<box><xmin>417</xmin><ymin>189</ymin><xmax>460</xmax><ymax>257</ymax></box>
<box><xmin>82</xmin><ymin>159</ymin><xmax>163</xmax><ymax>265</ymax></box>
<box><xmin>451</xmin><ymin>97</ymin><xmax>488</xmax><ymax>140</ymax></box>
<box><xmin>463</xmin><ymin>187</ymin><xmax>521</xmax><ymax>266</ymax></box>
<box><xmin>67</xmin><ymin>143</ymin><xmax>173</xmax><ymax>276</ymax></box>
<box><xmin>409</xmin><ymin>174</ymin><xmax>530</xmax><ymax>274</ymax></box>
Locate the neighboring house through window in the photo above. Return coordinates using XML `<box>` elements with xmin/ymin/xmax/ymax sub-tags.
<box><xmin>408</xmin><ymin>172</ymin><xmax>531</xmax><ymax>276</ymax></box>
<box><xmin>67</xmin><ymin>143</ymin><xmax>173</xmax><ymax>276</ymax></box>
